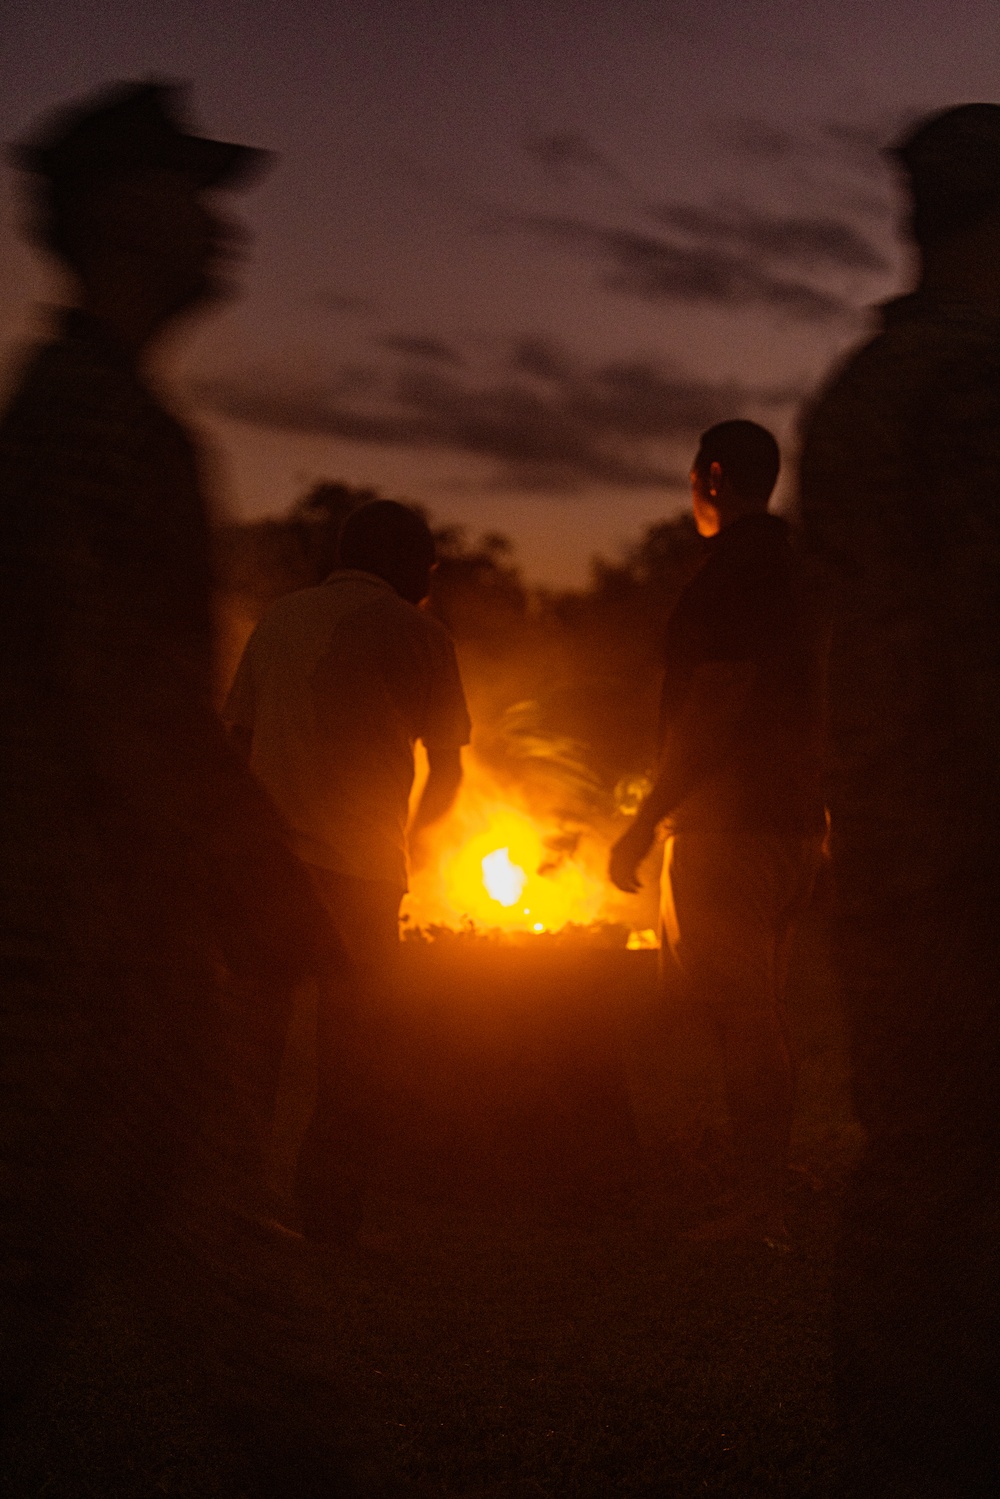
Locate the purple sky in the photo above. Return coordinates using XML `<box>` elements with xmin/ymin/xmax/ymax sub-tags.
<box><xmin>2</xmin><ymin>1</ymin><xmax>997</xmax><ymax>584</ymax></box>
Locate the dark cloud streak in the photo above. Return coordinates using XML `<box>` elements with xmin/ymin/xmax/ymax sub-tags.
<box><xmin>508</xmin><ymin>124</ymin><xmax>893</xmax><ymax>321</ymax></box>
<box><xmin>523</xmin><ymin>130</ymin><xmax>626</xmax><ymax>186</ymax></box>
<box><xmin>200</xmin><ymin>343</ymin><xmax>791</xmax><ymax>494</ymax></box>
<box><xmin>649</xmin><ymin>200</ymin><xmax>889</xmax><ymax>273</ymax></box>
<box><xmin>712</xmin><ymin>117</ymin><xmax>802</xmax><ymax>162</ymax></box>
<box><xmin>379</xmin><ymin>333</ymin><xmax>465</xmax><ymax>365</ymax></box>
<box><xmin>716</xmin><ymin>112</ymin><xmax>894</xmax><ymax>183</ymax></box>
<box><xmin>508</xmin><ymin>336</ymin><xmax>573</xmax><ymax>382</ymax></box>
<box><xmin>513</xmin><ymin>212</ymin><xmax>850</xmax><ymax>320</ymax></box>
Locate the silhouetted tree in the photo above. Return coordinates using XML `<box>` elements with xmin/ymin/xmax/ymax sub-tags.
<box><xmin>215</xmin><ymin>481</ymin><xmax>381</xmax><ymax>615</ymax></box>
<box><xmin>429</xmin><ymin>524</ymin><xmax>528</xmax><ymax>644</ymax></box>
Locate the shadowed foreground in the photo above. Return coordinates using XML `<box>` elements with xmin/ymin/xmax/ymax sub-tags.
<box><xmin>3</xmin><ymin>910</ymin><xmax>960</xmax><ymax>1497</ymax></box>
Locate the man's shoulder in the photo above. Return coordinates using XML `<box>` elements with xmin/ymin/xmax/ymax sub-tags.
<box><xmin>2</xmin><ymin>322</ymin><xmax>178</xmax><ymax>453</ymax></box>
<box><xmin>249</xmin><ymin>583</ymin><xmax>332</xmax><ymax>641</ymax></box>
<box><xmin>360</xmin><ymin>600</ymin><xmax>459</xmax><ymax>674</ymax></box>
<box><xmin>683</xmin><ymin>519</ymin><xmax>789</xmax><ymax>594</ymax></box>
<box><xmin>327</xmin><ymin>577</ymin><xmax>454</xmax><ymax>643</ymax></box>
<box><xmin>802</xmin><ymin>321</ymin><xmax>906</xmax><ymax>446</ymax></box>
<box><xmin>804</xmin><ymin>297</ymin><xmax>1000</xmax><ymax>447</ymax></box>
<box><xmin>665</xmin><ymin>521</ymin><xmax>808</xmax><ymax>668</ymax></box>
<box><xmin>249</xmin><ymin>579</ymin><xmax>453</xmax><ymax>652</ymax></box>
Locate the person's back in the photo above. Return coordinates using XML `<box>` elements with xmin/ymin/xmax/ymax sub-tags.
<box><xmin>660</xmin><ymin>510</ymin><xmax>826</xmax><ymax>840</ymax></box>
<box><xmin>226</xmin><ymin>499</ymin><xmax>470</xmax><ymax>1245</ymax></box>
<box><xmin>0</xmin><ymin>82</ymin><xmax>345</xmax><ymax>1492</ymax></box>
<box><xmin>802</xmin><ymin>293</ymin><xmax>1000</xmax><ymax>891</ymax></box>
<box><xmin>0</xmin><ymin>309</ymin><xmax>216</xmax><ymax>961</ymax></box>
<box><xmin>800</xmin><ymin>105</ymin><xmax>1000</xmax><ymax>1494</ymax></box>
<box><xmin>232</xmin><ymin>569</ymin><xmax>467</xmax><ymax>886</ymax></box>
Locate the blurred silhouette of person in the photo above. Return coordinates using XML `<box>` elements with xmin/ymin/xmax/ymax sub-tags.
<box><xmin>0</xmin><ymin>82</ymin><xmax>350</xmax><ymax>1493</ymax></box>
<box><xmin>800</xmin><ymin>104</ymin><xmax>1000</xmax><ymax>1493</ymax></box>
<box><xmin>610</xmin><ymin>421</ymin><xmax>826</xmax><ymax>1248</ymax></box>
<box><xmin>226</xmin><ymin>499</ymin><xmax>471</xmax><ymax>1243</ymax></box>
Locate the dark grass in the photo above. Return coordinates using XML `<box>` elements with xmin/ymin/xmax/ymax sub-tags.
<box><xmin>3</xmin><ymin>909</ymin><xmax>960</xmax><ymax>1496</ymax></box>
<box><xmin>326</xmin><ymin>1188</ymin><xmax>843</xmax><ymax>1497</ymax></box>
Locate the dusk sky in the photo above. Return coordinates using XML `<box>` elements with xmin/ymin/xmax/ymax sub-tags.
<box><xmin>2</xmin><ymin>1</ymin><xmax>997</xmax><ymax>585</ymax></box>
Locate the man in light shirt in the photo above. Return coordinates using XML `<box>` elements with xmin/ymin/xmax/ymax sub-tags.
<box><xmin>226</xmin><ymin>500</ymin><xmax>471</xmax><ymax>1242</ymax></box>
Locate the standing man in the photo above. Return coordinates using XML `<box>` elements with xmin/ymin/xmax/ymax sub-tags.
<box><xmin>610</xmin><ymin>421</ymin><xmax>826</xmax><ymax>1247</ymax></box>
<box><xmin>226</xmin><ymin>498</ymin><xmax>471</xmax><ymax>1243</ymax></box>
<box><xmin>0</xmin><ymin>83</ymin><xmax>345</xmax><ymax>1492</ymax></box>
<box><xmin>800</xmin><ymin>106</ymin><xmax>1000</xmax><ymax>1493</ymax></box>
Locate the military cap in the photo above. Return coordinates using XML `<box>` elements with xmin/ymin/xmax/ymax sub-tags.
<box><xmin>9</xmin><ymin>80</ymin><xmax>270</xmax><ymax>189</ymax></box>
<box><xmin>892</xmin><ymin>103</ymin><xmax>1000</xmax><ymax>201</ymax></box>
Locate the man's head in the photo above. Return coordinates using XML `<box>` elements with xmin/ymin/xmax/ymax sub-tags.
<box><xmin>11</xmin><ymin>81</ymin><xmax>269</xmax><ymax>319</ymax></box>
<box><xmin>338</xmin><ymin>501</ymin><xmax>437</xmax><ymax>605</ymax></box>
<box><xmin>892</xmin><ymin>104</ymin><xmax>1000</xmax><ymax>253</ymax></box>
<box><xmin>690</xmin><ymin>420</ymin><xmax>780</xmax><ymax>538</ymax></box>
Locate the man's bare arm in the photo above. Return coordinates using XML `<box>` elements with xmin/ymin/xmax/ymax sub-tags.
<box><xmin>609</xmin><ymin>660</ymin><xmax>755</xmax><ymax>893</ymax></box>
<box><xmin>412</xmin><ymin>742</ymin><xmax>463</xmax><ymax>831</ymax></box>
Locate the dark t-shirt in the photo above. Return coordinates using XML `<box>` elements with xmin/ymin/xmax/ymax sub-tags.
<box><xmin>800</xmin><ymin>292</ymin><xmax>1000</xmax><ymax>889</ymax></box>
<box><xmin>659</xmin><ymin>513</ymin><xmax>826</xmax><ymax>836</ymax></box>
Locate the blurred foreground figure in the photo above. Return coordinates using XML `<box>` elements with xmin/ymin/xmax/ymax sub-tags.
<box><xmin>0</xmin><ymin>83</ymin><xmax>349</xmax><ymax>1493</ymax></box>
<box><xmin>226</xmin><ymin>500</ymin><xmax>471</xmax><ymax>1243</ymax></box>
<box><xmin>610</xmin><ymin>422</ymin><xmax>826</xmax><ymax>1247</ymax></box>
<box><xmin>800</xmin><ymin>105</ymin><xmax>1000</xmax><ymax>1492</ymax></box>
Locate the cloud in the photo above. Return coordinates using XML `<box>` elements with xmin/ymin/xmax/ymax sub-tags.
<box><xmin>199</xmin><ymin>342</ymin><xmax>790</xmax><ymax>495</ymax></box>
<box><xmin>822</xmin><ymin>118</ymin><xmax>897</xmax><ymax>180</ymax></box>
<box><xmin>523</xmin><ymin>130</ymin><xmax>626</xmax><ymax>186</ymax></box>
<box><xmin>513</xmin><ymin>213</ymin><xmax>850</xmax><ymax>320</ymax></box>
<box><xmin>712</xmin><ymin>117</ymin><xmax>802</xmax><ymax>162</ymax></box>
<box><xmin>717</xmin><ymin>112</ymin><xmax>894</xmax><ymax>182</ymax></box>
<box><xmin>510</xmin><ymin>122</ymin><xmax>893</xmax><ymax>320</ymax></box>
<box><xmin>648</xmin><ymin>199</ymin><xmax>890</xmax><ymax>274</ymax></box>
<box><xmin>378</xmin><ymin>334</ymin><xmax>465</xmax><ymax>365</ymax></box>
<box><xmin>508</xmin><ymin>336</ymin><xmax>574</xmax><ymax>382</ymax></box>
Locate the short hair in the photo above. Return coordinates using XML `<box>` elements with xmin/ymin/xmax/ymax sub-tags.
<box><xmin>695</xmin><ymin>420</ymin><xmax>780</xmax><ymax>505</ymax></box>
<box><xmin>337</xmin><ymin>500</ymin><xmax>435</xmax><ymax>594</ymax></box>
<box><xmin>893</xmin><ymin>104</ymin><xmax>1000</xmax><ymax>250</ymax></box>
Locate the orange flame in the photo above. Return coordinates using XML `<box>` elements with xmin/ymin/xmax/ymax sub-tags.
<box><xmin>402</xmin><ymin>746</ymin><xmax>656</xmax><ymax>941</ymax></box>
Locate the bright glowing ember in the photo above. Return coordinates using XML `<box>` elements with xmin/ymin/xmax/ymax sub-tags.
<box><xmin>480</xmin><ymin>847</ymin><xmax>527</xmax><ymax>906</ymax></box>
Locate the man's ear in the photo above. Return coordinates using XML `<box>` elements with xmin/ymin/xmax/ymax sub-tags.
<box><xmin>709</xmin><ymin>460</ymin><xmax>724</xmax><ymax>499</ymax></box>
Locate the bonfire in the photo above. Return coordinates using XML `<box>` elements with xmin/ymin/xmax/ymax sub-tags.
<box><xmin>401</xmin><ymin>702</ymin><xmax>659</xmax><ymax>948</ymax></box>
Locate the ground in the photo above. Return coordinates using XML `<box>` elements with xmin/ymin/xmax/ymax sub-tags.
<box><xmin>2</xmin><ymin>909</ymin><xmax>962</xmax><ymax>1497</ymax></box>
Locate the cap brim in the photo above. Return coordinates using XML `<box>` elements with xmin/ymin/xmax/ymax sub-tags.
<box><xmin>178</xmin><ymin>135</ymin><xmax>273</xmax><ymax>189</ymax></box>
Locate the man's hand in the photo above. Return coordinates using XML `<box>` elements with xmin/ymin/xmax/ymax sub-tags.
<box><xmin>609</xmin><ymin>818</ymin><xmax>656</xmax><ymax>894</ymax></box>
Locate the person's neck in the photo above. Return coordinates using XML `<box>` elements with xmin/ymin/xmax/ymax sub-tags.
<box><xmin>76</xmin><ymin>276</ymin><xmax>174</xmax><ymax>362</ymax></box>
<box><xmin>717</xmin><ymin>504</ymin><xmax>770</xmax><ymax>533</ymax></box>
<box><xmin>918</xmin><ymin>222</ymin><xmax>1000</xmax><ymax>318</ymax></box>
